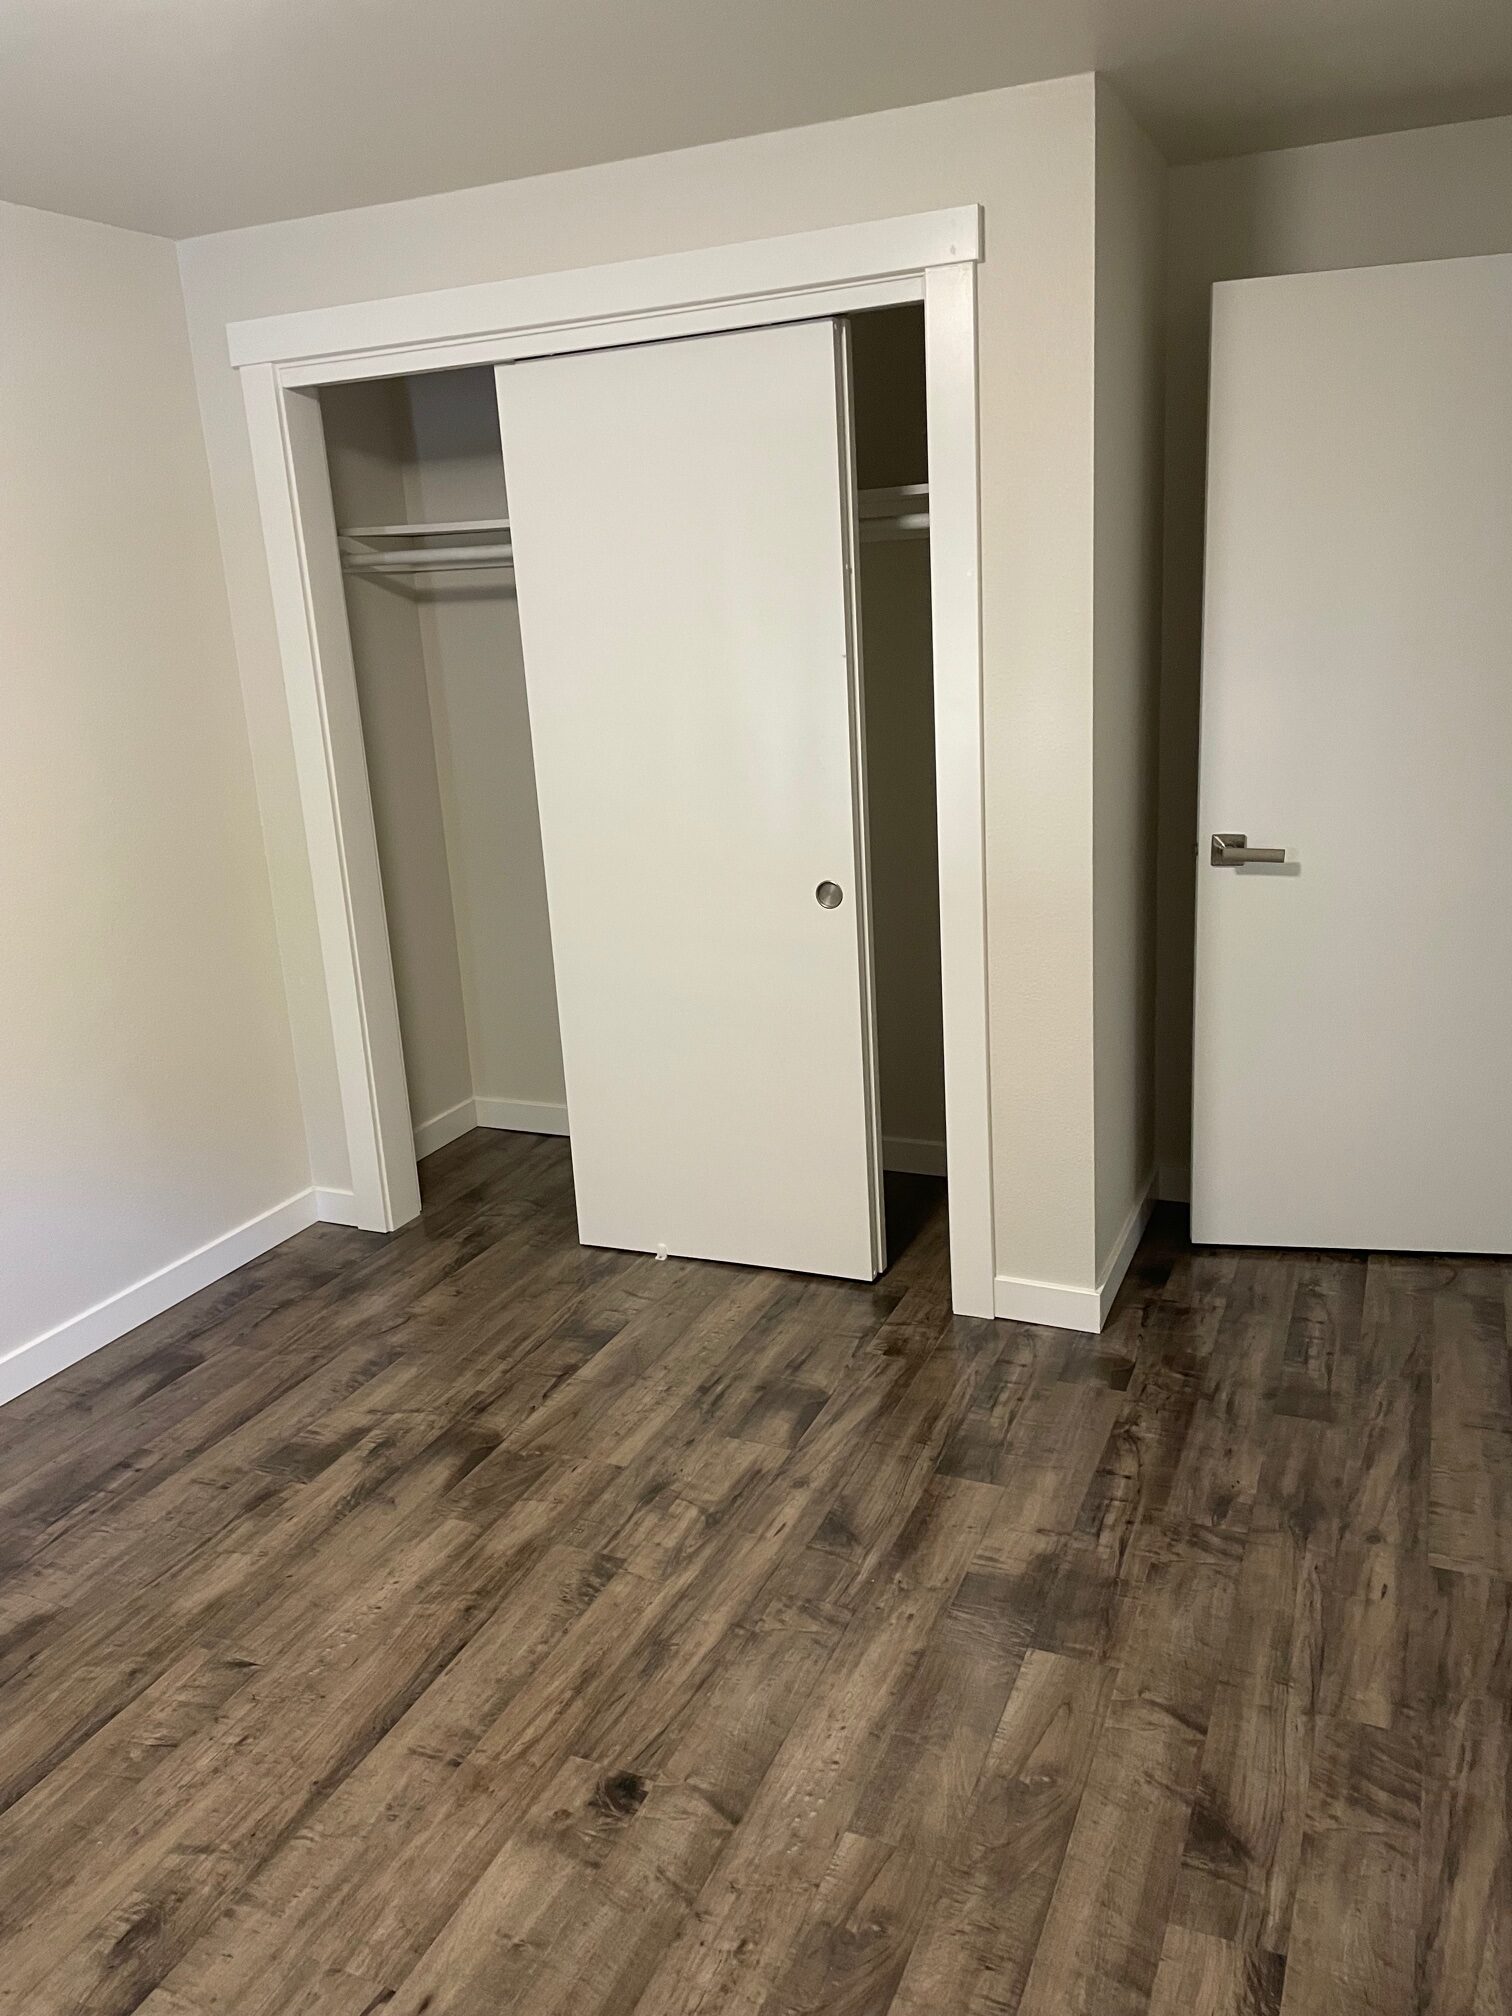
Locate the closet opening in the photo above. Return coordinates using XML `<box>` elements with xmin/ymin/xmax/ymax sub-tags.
<box><xmin>311</xmin><ymin>305</ymin><xmax>951</xmax><ymax>1292</ymax></box>
<box><xmin>238</xmin><ymin>213</ymin><xmax>993</xmax><ymax>1312</ymax></box>
<box><xmin>847</xmin><ymin>304</ymin><xmax>948</xmax><ymax>1272</ymax></box>
<box><xmin>319</xmin><ymin>368</ymin><xmax>566</xmax><ymax>1185</ymax></box>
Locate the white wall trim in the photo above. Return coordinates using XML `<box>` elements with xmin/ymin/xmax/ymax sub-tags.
<box><xmin>924</xmin><ymin>257</ymin><xmax>996</xmax><ymax>1317</ymax></box>
<box><xmin>406</xmin><ymin>1095</ymin><xmax>571</xmax><ymax>1170</ymax></box>
<box><xmin>993</xmin><ymin>1174</ymin><xmax>1154</xmax><ymax>1334</ymax></box>
<box><xmin>882</xmin><ymin>1135</ymin><xmax>947</xmax><ymax>1177</ymax></box>
<box><xmin>313</xmin><ymin>1097</ymin><xmax>571</xmax><ymax>1228</ymax></box>
<box><xmin>228</xmin><ymin>209</ymin><xmax>981</xmax><ymax>378</ymax></box>
<box><xmin>992</xmin><ymin>1271</ymin><xmax>1105</xmax><ymax>1331</ymax></box>
<box><xmin>241</xmin><ymin>365</ymin><xmax>421</xmax><ymax>1236</ymax></box>
<box><xmin>0</xmin><ymin>1190</ymin><xmax>320</xmax><ymax>1409</ymax></box>
<box><xmin>425</xmin><ymin>1107</ymin><xmax>936</xmax><ymax>1168</ymax></box>
<box><xmin>413</xmin><ymin>1096</ymin><xmax>479</xmax><ymax>1160</ymax></box>
<box><xmin>1094</xmin><ymin>1175</ymin><xmax>1156</xmax><ymax>1324</ymax></box>
<box><xmin>233</xmin><ymin>206</ymin><xmax>997</xmax><ymax>1319</ymax></box>
<box><xmin>474</xmin><ymin>1096</ymin><xmax>570</xmax><ymax>1137</ymax></box>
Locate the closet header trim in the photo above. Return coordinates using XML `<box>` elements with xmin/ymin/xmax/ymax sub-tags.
<box><xmin>226</xmin><ymin>207</ymin><xmax>982</xmax><ymax>385</ymax></box>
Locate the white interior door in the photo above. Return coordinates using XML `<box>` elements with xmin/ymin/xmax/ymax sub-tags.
<box><xmin>1192</xmin><ymin>255</ymin><xmax>1512</xmax><ymax>1252</ymax></box>
<box><xmin>496</xmin><ymin>320</ymin><xmax>884</xmax><ymax>1279</ymax></box>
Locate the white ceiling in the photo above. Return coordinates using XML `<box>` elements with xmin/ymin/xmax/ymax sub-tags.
<box><xmin>3</xmin><ymin>0</ymin><xmax>1511</xmax><ymax>239</ymax></box>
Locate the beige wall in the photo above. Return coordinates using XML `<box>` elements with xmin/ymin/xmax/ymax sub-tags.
<box><xmin>1157</xmin><ymin>112</ymin><xmax>1512</xmax><ymax>1189</ymax></box>
<box><xmin>0</xmin><ymin>197</ymin><xmax>304</xmax><ymax>1387</ymax></box>
<box><xmin>177</xmin><ymin>73</ymin><xmax>1121</xmax><ymax>1296</ymax></box>
<box><xmin>1092</xmin><ymin>87</ymin><xmax>1167</xmax><ymax>1269</ymax></box>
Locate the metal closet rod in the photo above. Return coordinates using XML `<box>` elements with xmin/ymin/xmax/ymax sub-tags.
<box><xmin>343</xmin><ymin>545</ymin><xmax>516</xmax><ymax>574</ymax></box>
<box><xmin>340</xmin><ymin>517</ymin><xmax>511</xmax><ymax>540</ymax></box>
<box><xmin>338</xmin><ymin>518</ymin><xmax>514</xmax><ymax>575</ymax></box>
<box><xmin>856</xmin><ymin>483</ymin><xmax>928</xmax><ymax>516</ymax></box>
<box><xmin>337</xmin><ymin>486</ymin><xmax>930</xmax><ymax>575</ymax></box>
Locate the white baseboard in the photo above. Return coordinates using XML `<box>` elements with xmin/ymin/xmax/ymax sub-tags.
<box><xmin>314</xmin><ymin>1187</ymin><xmax>359</xmax><ymax>1225</ymax></box>
<box><xmin>0</xmin><ymin>1189</ymin><xmax>320</xmax><ymax>1410</ymax></box>
<box><xmin>403</xmin><ymin>1094</ymin><xmax>569</xmax><ymax>1178</ymax></box>
<box><xmin>882</xmin><ymin>1135</ymin><xmax>947</xmax><ymax>1178</ymax></box>
<box><xmin>413</xmin><ymin>1097</ymin><xmax>479</xmax><ymax>1161</ymax></box>
<box><xmin>993</xmin><ymin>1174</ymin><xmax>1155</xmax><ymax>1335</ymax></box>
<box><xmin>312</xmin><ymin>1097</ymin><xmax>569</xmax><ymax>1235</ymax></box>
<box><xmin>992</xmin><ymin>1273</ymin><xmax>1103</xmax><ymax>1331</ymax></box>
<box><xmin>470</xmin><ymin>1106</ymin><xmax>922</xmax><ymax>1170</ymax></box>
<box><xmin>1094</xmin><ymin>1176</ymin><xmax>1156</xmax><ymax>1324</ymax></box>
<box><xmin>474</xmin><ymin>1096</ymin><xmax>569</xmax><ymax>1137</ymax></box>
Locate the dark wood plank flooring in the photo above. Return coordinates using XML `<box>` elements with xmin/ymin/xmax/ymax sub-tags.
<box><xmin>1</xmin><ymin>1130</ymin><xmax>1509</xmax><ymax>2015</ymax></box>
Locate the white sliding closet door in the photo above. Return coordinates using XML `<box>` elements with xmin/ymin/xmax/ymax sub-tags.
<box><xmin>496</xmin><ymin>320</ymin><xmax>884</xmax><ymax>1280</ymax></box>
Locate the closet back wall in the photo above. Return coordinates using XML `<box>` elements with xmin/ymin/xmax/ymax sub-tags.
<box><xmin>334</xmin><ymin>329</ymin><xmax>940</xmax><ymax>1176</ymax></box>
<box><xmin>322</xmin><ymin>379</ymin><xmax>473</xmax><ymax>1141</ymax></box>
<box><xmin>405</xmin><ymin>371</ymin><xmax>566</xmax><ymax>1134</ymax></box>
<box><xmin>850</xmin><ymin>306</ymin><xmax>945</xmax><ymax>1169</ymax></box>
<box><xmin>325</xmin><ymin>369</ymin><xmax>564</xmax><ymax>1161</ymax></box>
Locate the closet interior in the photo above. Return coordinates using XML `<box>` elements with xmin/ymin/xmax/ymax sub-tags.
<box><xmin>317</xmin><ymin>301</ymin><xmax>945</xmax><ymax>1275</ymax></box>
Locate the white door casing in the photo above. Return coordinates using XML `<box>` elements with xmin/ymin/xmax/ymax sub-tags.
<box><xmin>232</xmin><ymin>212</ymin><xmax>997</xmax><ymax>1315</ymax></box>
<box><xmin>496</xmin><ymin>319</ymin><xmax>885</xmax><ymax>1278</ymax></box>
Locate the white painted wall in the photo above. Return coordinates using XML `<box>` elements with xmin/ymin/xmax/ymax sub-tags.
<box><xmin>0</xmin><ymin>197</ymin><xmax>307</xmax><ymax>1402</ymax></box>
<box><xmin>1092</xmin><ymin>87</ymin><xmax>1166</xmax><ymax>1277</ymax></box>
<box><xmin>177</xmin><ymin>73</ymin><xmax>1123</xmax><ymax>1299</ymax></box>
<box><xmin>1156</xmin><ymin>112</ymin><xmax>1512</xmax><ymax>1192</ymax></box>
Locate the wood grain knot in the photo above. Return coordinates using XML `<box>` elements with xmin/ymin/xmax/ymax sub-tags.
<box><xmin>594</xmin><ymin>1770</ymin><xmax>649</xmax><ymax>1817</ymax></box>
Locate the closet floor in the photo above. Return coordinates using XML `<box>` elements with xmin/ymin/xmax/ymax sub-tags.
<box><xmin>1</xmin><ymin>1131</ymin><xmax>1508</xmax><ymax>2016</ymax></box>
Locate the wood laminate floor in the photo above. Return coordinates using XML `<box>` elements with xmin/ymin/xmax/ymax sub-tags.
<box><xmin>1</xmin><ymin>1131</ymin><xmax>1509</xmax><ymax>2015</ymax></box>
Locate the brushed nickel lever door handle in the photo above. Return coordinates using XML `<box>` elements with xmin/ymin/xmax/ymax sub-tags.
<box><xmin>1211</xmin><ymin>832</ymin><xmax>1286</xmax><ymax>867</ymax></box>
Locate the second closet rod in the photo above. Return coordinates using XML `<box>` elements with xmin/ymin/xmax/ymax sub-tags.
<box><xmin>341</xmin><ymin>517</ymin><xmax>510</xmax><ymax>540</ymax></box>
<box><xmin>344</xmin><ymin>544</ymin><xmax>515</xmax><ymax>574</ymax></box>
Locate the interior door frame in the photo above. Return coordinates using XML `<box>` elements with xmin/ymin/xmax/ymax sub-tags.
<box><xmin>230</xmin><ymin>207</ymin><xmax>998</xmax><ymax>1317</ymax></box>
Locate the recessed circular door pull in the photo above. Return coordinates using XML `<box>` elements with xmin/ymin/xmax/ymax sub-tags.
<box><xmin>815</xmin><ymin>880</ymin><xmax>844</xmax><ymax>909</ymax></box>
